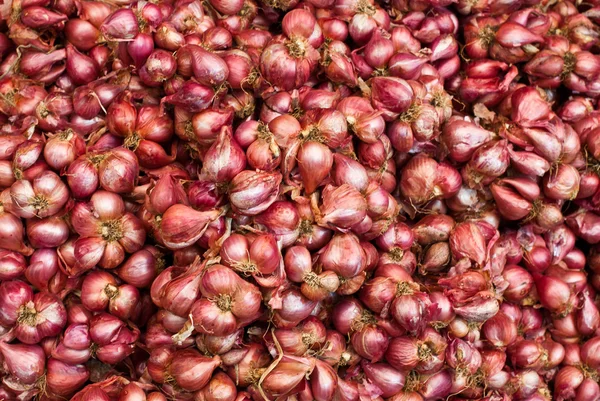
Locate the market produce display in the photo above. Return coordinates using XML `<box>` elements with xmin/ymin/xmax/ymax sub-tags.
<box><xmin>1</xmin><ymin>0</ymin><xmax>600</xmax><ymax>399</ymax></box>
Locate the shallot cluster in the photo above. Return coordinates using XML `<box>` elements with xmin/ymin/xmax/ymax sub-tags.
<box><xmin>1</xmin><ymin>0</ymin><xmax>600</xmax><ymax>399</ymax></box>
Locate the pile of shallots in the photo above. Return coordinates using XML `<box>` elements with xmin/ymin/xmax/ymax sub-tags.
<box><xmin>1</xmin><ymin>0</ymin><xmax>600</xmax><ymax>399</ymax></box>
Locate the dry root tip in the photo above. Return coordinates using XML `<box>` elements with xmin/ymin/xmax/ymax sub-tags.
<box><xmin>17</xmin><ymin>302</ymin><xmax>37</xmax><ymax>326</ymax></box>
<box><xmin>286</xmin><ymin>37</ymin><xmax>308</xmax><ymax>58</ymax></box>
<box><xmin>236</xmin><ymin>103</ymin><xmax>255</xmax><ymax>119</ymax></box>
<box><xmin>303</xmin><ymin>272</ymin><xmax>321</xmax><ymax>288</ymax></box>
<box><xmin>388</xmin><ymin>247</ymin><xmax>405</xmax><ymax>262</ymax></box>
<box><xmin>104</xmin><ymin>284</ymin><xmax>119</xmax><ymax>299</ymax></box>
<box><xmin>243</xmin><ymin>68</ymin><xmax>260</xmax><ymax>87</ymax></box>
<box><xmin>417</xmin><ymin>342</ymin><xmax>432</xmax><ymax>361</ymax></box>
<box><xmin>478</xmin><ymin>25</ymin><xmax>496</xmax><ymax>49</ymax></box>
<box><xmin>372</xmin><ymin>68</ymin><xmax>388</xmax><ymax>77</ymax></box>
<box><xmin>88</xmin><ymin>153</ymin><xmax>107</xmax><ymax>167</ymax></box>
<box><xmin>30</xmin><ymin>195</ymin><xmax>49</xmax><ymax>213</ymax></box>
<box><xmin>298</xmin><ymin>220</ymin><xmax>314</xmax><ymax>237</ymax></box>
<box><xmin>233</xmin><ymin>261</ymin><xmax>258</xmax><ymax>275</ymax></box>
<box><xmin>562</xmin><ymin>52</ymin><xmax>576</xmax><ymax>78</ymax></box>
<box><xmin>257</xmin><ymin>123</ymin><xmax>272</xmax><ymax>141</ymax></box>
<box><xmin>399</xmin><ymin>102</ymin><xmax>422</xmax><ymax>123</ymax></box>
<box><xmin>99</xmin><ymin>219</ymin><xmax>124</xmax><ymax>242</ymax></box>
<box><xmin>124</xmin><ymin>132</ymin><xmax>142</xmax><ymax>151</ymax></box>
<box><xmin>396</xmin><ymin>280</ymin><xmax>415</xmax><ymax>296</ymax></box>
<box><xmin>350</xmin><ymin>310</ymin><xmax>377</xmax><ymax>332</ymax></box>
<box><xmin>301</xmin><ymin>332</ymin><xmax>316</xmax><ymax>347</ymax></box>
<box><xmin>215</xmin><ymin>294</ymin><xmax>233</xmax><ymax>312</ymax></box>
<box><xmin>403</xmin><ymin>370</ymin><xmax>420</xmax><ymax>392</ymax></box>
<box><xmin>356</xmin><ymin>0</ymin><xmax>376</xmax><ymax>15</ymax></box>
